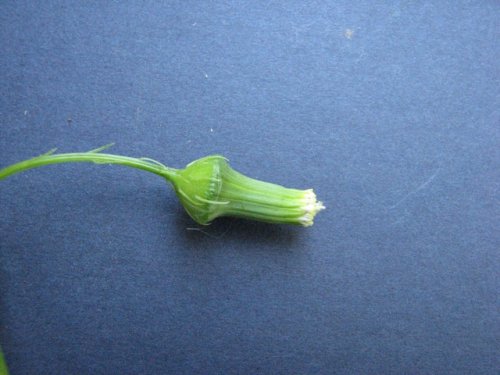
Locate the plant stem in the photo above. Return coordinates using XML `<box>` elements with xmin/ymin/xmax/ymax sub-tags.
<box><xmin>0</xmin><ymin>348</ymin><xmax>8</xmax><ymax>375</ymax></box>
<box><xmin>0</xmin><ymin>153</ymin><xmax>178</xmax><ymax>182</ymax></box>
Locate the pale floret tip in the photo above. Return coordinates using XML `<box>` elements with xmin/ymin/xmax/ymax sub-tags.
<box><xmin>299</xmin><ymin>190</ymin><xmax>325</xmax><ymax>227</ymax></box>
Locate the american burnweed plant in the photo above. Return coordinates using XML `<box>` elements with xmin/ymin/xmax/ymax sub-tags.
<box><xmin>0</xmin><ymin>145</ymin><xmax>325</xmax><ymax>226</ymax></box>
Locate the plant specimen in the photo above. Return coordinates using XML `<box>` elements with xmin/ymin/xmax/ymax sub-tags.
<box><xmin>0</xmin><ymin>145</ymin><xmax>324</xmax><ymax>226</ymax></box>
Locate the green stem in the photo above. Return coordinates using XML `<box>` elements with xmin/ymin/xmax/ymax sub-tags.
<box><xmin>0</xmin><ymin>348</ymin><xmax>8</xmax><ymax>375</ymax></box>
<box><xmin>0</xmin><ymin>152</ymin><xmax>178</xmax><ymax>182</ymax></box>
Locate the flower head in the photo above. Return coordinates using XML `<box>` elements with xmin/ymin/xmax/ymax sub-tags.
<box><xmin>171</xmin><ymin>155</ymin><xmax>325</xmax><ymax>226</ymax></box>
<box><xmin>0</xmin><ymin>146</ymin><xmax>325</xmax><ymax>227</ymax></box>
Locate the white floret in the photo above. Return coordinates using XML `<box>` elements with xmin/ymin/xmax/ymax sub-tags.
<box><xmin>299</xmin><ymin>190</ymin><xmax>325</xmax><ymax>226</ymax></box>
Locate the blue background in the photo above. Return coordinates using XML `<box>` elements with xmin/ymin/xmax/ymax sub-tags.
<box><xmin>1</xmin><ymin>1</ymin><xmax>499</xmax><ymax>374</ymax></box>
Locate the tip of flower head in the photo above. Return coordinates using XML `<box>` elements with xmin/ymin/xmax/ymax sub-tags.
<box><xmin>299</xmin><ymin>189</ymin><xmax>325</xmax><ymax>227</ymax></box>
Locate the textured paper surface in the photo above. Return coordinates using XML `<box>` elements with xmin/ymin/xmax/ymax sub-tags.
<box><xmin>0</xmin><ymin>1</ymin><xmax>498</xmax><ymax>374</ymax></box>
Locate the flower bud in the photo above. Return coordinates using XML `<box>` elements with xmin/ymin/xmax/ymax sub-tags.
<box><xmin>171</xmin><ymin>155</ymin><xmax>325</xmax><ymax>226</ymax></box>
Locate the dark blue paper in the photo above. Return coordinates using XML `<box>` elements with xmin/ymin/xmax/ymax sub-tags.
<box><xmin>1</xmin><ymin>1</ymin><xmax>498</xmax><ymax>374</ymax></box>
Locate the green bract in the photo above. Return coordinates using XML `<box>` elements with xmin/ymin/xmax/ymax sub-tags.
<box><xmin>0</xmin><ymin>146</ymin><xmax>324</xmax><ymax>226</ymax></box>
<box><xmin>173</xmin><ymin>155</ymin><xmax>324</xmax><ymax>226</ymax></box>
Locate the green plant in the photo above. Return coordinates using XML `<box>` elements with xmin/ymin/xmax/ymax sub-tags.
<box><xmin>0</xmin><ymin>348</ymin><xmax>8</xmax><ymax>375</ymax></box>
<box><xmin>0</xmin><ymin>145</ymin><xmax>324</xmax><ymax>226</ymax></box>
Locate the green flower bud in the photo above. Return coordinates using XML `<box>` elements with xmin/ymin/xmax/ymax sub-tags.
<box><xmin>0</xmin><ymin>146</ymin><xmax>325</xmax><ymax>227</ymax></box>
<box><xmin>171</xmin><ymin>155</ymin><xmax>325</xmax><ymax>226</ymax></box>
